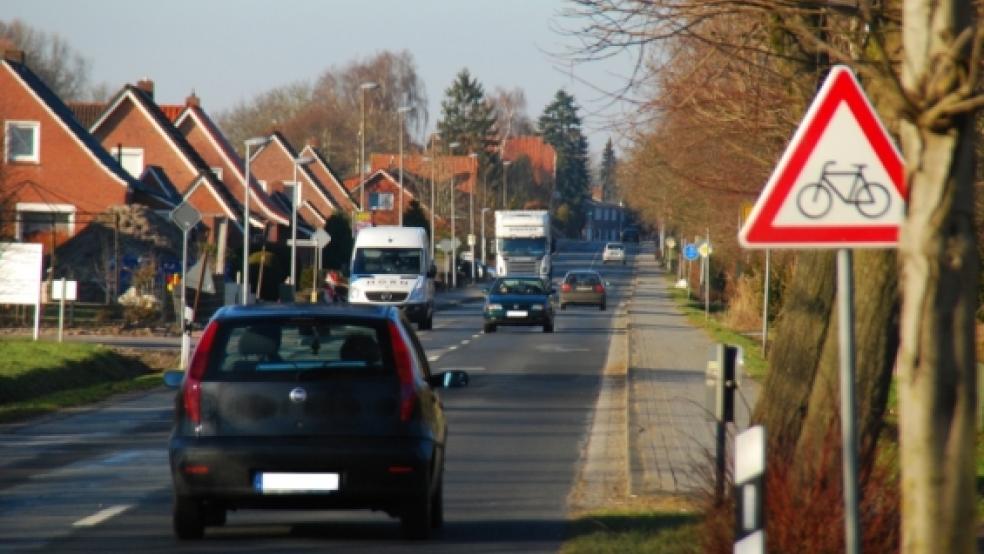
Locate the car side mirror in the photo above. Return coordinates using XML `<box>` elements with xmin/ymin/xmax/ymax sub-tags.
<box><xmin>429</xmin><ymin>370</ymin><xmax>469</xmax><ymax>388</ymax></box>
<box><xmin>427</xmin><ymin>265</ymin><xmax>437</xmax><ymax>278</ymax></box>
<box><xmin>163</xmin><ymin>369</ymin><xmax>185</xmax><ymax>389</ymax></box>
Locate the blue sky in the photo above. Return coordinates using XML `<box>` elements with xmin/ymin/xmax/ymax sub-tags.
<box><xmin>5</xmin><ymin>0</ymin><xmax>637</xmax><ymax>159</ymax></box>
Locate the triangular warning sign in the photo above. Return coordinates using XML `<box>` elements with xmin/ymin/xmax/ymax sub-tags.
<box><xmin>739</xmin><ymin>65</ymin><xmax>905</xmax><ymax>249</ymax></box>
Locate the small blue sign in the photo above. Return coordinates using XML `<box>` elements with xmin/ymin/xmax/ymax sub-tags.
<box><xmin>683</xmin><ymin>243</ymin><xmax>699</xmax><ymax>261</ymax></box>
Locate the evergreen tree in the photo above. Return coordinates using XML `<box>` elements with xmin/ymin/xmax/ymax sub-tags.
<box><xmin>539</xmin><ymin>90</ymin><xmax>590</xmax><ymax>236</ymax></box>
<box><xmin>599</xmin><ymin>138</ymin><xmax>617</xmax><ymax>202</ymax></box>
<box><xmin>436</xmin><ymin>69</ymin><xmax>497</xmax><ymax>167</ymax></box>
<box><xmin>402</xmin><ymin>200</ymin><xmax>430</xmax><ymax>237</ymax></box>
<box><xmin>322</xmin><ymin>213</ymin><xmax>354</xmax><ymax>272</ymax></box>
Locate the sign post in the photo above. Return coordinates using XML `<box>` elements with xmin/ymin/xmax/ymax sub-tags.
<box><xmin>51</xmin><ymin>279</ymin><xmax>77</xmax><ymax>343</ymax></box>
<box><xmin>170</xmin><ymin>202</ymin><xmax>202</xmax><ymax>370</ymax></box>
<box><xmin>738</xmin><ymin>65</ymin><xmax>905</xmax><ymax>554</ymax></box>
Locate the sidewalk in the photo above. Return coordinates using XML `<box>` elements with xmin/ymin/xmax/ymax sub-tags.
<box><xmin>627</xmin><ymin>246</ymin><xmax>758</xmax><ymax>497</ymax></box>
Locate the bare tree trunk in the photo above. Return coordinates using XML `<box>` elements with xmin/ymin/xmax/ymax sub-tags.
<box><xmin>795</xmin><ymin>250</ymin><xmax>899</xmax><ymax>472</ymax></box>
<box><xmin>899</xmin><ymin>2</ymin><xmax>978</xmax><ymax>551</ymax></box>
<box><xmin>753</xmin><ymin>251</ymin><xmax>836</xmax><ymax>453</ymax></box>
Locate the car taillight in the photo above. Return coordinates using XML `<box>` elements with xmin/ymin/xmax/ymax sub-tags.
<box><xmin>594</xmin><ymin>284</ymin><xmax>605</xmax><ymax>293</ymax></box>
<box><xmin>561</xmin><ymin>283</ymin><xmax>572</xmax><ymax>292</ymax></box>
<box><xmin>387</xmin><ymin>321</ymin><xmax>417</xmax><ymax>422</ymax></box>
<box><xmin>182</xmin><ymin>320</ymin><xmax>219</xmax><ymax>426</ymax></box>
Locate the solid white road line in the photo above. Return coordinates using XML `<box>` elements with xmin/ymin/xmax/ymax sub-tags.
<box><xmin>428</xmin><ymin>355</ymin><xmax>441</xmax><ymax>362</ymax></box>
<box><xmin>73</xmin><ymin>504</ymin><xmax>132</xmax><ymax>527</ymax></box>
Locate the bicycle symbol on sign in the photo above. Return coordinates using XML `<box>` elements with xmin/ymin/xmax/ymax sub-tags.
<box><xmin>796</xmin><ymin>161</ymin><xmax>891</xmax><ymax>219</ymax></box>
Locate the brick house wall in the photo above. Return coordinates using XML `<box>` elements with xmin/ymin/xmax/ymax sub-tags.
<box><xmin>0</xmin><ymin>57</ymin><xmax>131</xmax><ymax>250</ymax></box>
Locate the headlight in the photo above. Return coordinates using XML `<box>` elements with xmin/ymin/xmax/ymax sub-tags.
<box><xmin>407</xmin><ymin>278</ymin><xmax>427</xmax><ymax>302</ymax></box>
<box><xmin>348</xmin><ymin>284</ymin><xmax>362</xmax><ymax>301</ymax></box>
<box><xmin>531</xmin><ymin>304</ymin><xmax>544</xmax><ymax>311</ymax></box>
<box><xmin>486</xmin><ymin>303</ymin><xmax>503</xmax><ymax>311</ymax></box>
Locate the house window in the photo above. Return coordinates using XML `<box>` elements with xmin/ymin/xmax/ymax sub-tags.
<box><xmin>114</xmin><ymin>146</ymin><xmax>144</xmax><ymax>177</ymax></box>
<box><xmin>369</xmin><ymin>192</ymin><xmax>394</xmax><ymax>211</ymax></box>
<box><xmin>5</xmin><ymin>121</ymin><xmax>40</xmax><ymax>163</ymax></box>
<box><xmin>15</xmin><ymin>202</ymin><xmax>75</xmax><ymax>241</ymax></box>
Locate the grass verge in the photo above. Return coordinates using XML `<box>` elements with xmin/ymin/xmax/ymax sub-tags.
<box><xmin>563</xmin><ymin>509</ymin><xmax>701</xmax><ymax>554</ymax></box>
<box><xmin>665</xmin><ymin>284</ymin><xmax>768</xmax><ymax>380</ymax></box>
<box><xmin>0</xmin><ymin>338</ymin><xmax>176</xmax><ymax>423</ymax></box>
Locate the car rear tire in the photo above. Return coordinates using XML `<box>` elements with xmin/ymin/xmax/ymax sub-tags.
<box><xmin>401</xmin><ymin>487</ymin><xmax>433</xmax><ymax>539</ymax></box>
<box><xmin>419</xmin><ymin>313</ymin><xmax>433</xmax><ymax>331</ymax></box>
<box><xmin>173</xmin><ymin>497</ymin><xmax>205</xmax><ymax>540</ymax></box>
<box><xmin>483</xmin><ymin>323</ymin><xmax>496</xmax><ymax>333</ymax></box>
<box><xmin>431</xmin><ymin>480</ymin><xmax>444</xmax><ymax>529</ymax></box>
<box><xmin>600</xmin><ymin>302</ymin><xmax>606</xmax><ymax>311</ymax></box>
<box><xmin>560</xmin><ymin>303</ymin><xmax>567</xmax><ymax>311</ymax></box>
<box><xmin>543</xmin><ymin>322</ymin><xmax>554</xmax><ymax>333</ymax></box>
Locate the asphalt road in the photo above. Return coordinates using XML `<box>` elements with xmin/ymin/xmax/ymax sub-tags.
<box><xmin>0</xmin><ymin>240</ymin><xmax>637</xmax><ymax>553</ymax></box>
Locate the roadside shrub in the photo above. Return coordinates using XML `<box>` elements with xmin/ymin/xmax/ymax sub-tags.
<box><xmin>722</xmin><ymin>272</ymin><xmax>762</xmax><ymax>332</ymax></box>
<box><xmin>700</xmin><ymin>428</ymin><xmax>899</xmax><ymax>553</ymax></box>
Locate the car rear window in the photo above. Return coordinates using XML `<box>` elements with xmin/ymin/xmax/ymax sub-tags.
<box><xmin>565</xmin><ymin>273</ymin><xmax>600</xmax><ymax>285</ymax></box>
<box><xmin>204</xmin><ymin>318</ymin><xmax>391</xmax><ymax>381</ymax></box>
<box><xmin>607</xmin><ymin>244</ymin><xmax>624</xmax><ymax>251</ymax></box>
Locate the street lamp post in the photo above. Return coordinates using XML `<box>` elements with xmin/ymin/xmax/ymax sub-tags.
<box><xmin>481</xmin><ymin>207</ymin><xmax>490</xmax><ymax>274</ymax></box>
<box><xmin>448</xmin><ymin>141</ymin><xmax>460</xmax><ymax>288</ymax></box>
<box><xmin>290</xmin><ymin>155</ymin><xmax>315</xmax><ymax>292</ymax></box>
<box><xmin>428</xmin><ymin>133</ymin><xmax>440</xmax><ymax>260</ymax></box>
<box><xmin>502</xmin><ymin>160</ymin><xmax>512</xmax><ymax>208</ymax></box>
<box><xmin>468</xmin><ymin>152</ymin><xmax>477</xmax><ymax>282</ymax></box>
<box><xmin>397</xmin><ymin>106</ymin><xmax>412</xmax><ymax>226</ymax></box>
<box><xmin>359</xmin><ymin>82</ymin><xmax>379</xmax><ymax>212</ymax></box>
<box><xmin>242</xmin><ymin>135</ymin><xmax>272</xmax><ymax>304</ymax></box>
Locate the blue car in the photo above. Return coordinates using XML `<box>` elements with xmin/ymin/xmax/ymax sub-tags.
<box><xmin>483</xmin><ymin>276</ymin><xmax>555</xmax><ymax>333</ymax></box>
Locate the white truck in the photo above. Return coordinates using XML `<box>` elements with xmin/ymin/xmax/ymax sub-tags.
<box><xmin>494</xmin><ymin>210</ymin><xmax>553</xmax><ymax>281</ymax></box>
<box><xmin>347</xmin><ymin>226</ymin><xmax>436</xmax><ymax>330</ymax></box>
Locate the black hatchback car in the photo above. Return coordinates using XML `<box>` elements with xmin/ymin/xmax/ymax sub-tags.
<box><xmin>482</xmin><ymin>276</ymin><xmax>555</xmax><ymax>333</ymax></box>
<box><xmin>164</xmin><ymin>304</ymin><xmax>468</xmax><ymax>540</ymax></box>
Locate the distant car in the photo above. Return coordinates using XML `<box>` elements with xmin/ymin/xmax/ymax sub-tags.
<box><xmin>558</xmin><ymin>270</ymin><xmax>608</xmax><ymax>311</ymax></box>
<box><xmin>602</xmin><ymin>242</ymin><xmax>626</xmax><ymax>264</ymax></box>
<box><xmin>483</xmin><ymin>276</ymin><xmax>555</xmax><ymax>333</ymax></box>
<box><xmin>164</xmin><ymin>303</ymin><xmax>468</xmax><ymax>541</ymax></box>
<box><xmin>621</xmin><ymin>228</ymin><xmax>640</xmax><ymax>243</ymax></box>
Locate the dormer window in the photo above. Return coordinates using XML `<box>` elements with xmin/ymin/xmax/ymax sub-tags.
<box><xmin>5</xmin><ymin>121</ymin><xmax>40</xmax><ymax>163</ymax></box>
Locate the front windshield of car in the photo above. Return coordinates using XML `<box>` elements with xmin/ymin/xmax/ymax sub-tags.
<box><xmin>352</xmin><ymin>248</ymin><xmax>423</xmax><ymax>275</ymax></box>
<box><xmin>500</xmin><ymin>237</ymin><xmax>547</xmax><ymax>257</ymax></box>
<box><xmin>492</xmin><ymin>278</ymin><xmax>546</xmax><ymax>295</ymax></box>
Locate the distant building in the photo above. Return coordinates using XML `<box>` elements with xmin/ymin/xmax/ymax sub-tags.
<box><xmin>583</xmin><ymin>199</ymin><xmax>628</xmax><ymax>241</ymax></box>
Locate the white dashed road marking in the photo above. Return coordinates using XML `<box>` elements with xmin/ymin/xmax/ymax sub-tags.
<box><xmin>73</xmin><ymin>504</ymin><xmax>132</xmax><ymax>527</ymax></box>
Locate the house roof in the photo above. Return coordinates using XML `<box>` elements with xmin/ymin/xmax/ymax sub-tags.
<box><xmin>503</xmin><ymin>135</ymin><xmax>557</xmax><ymax>184</ymax></box>
<box><xmin>299</xmin><ymin>144</ymin><xmax>359</xmax><ymax>212</ymax></box>
<box><xmin>1</xmin><ymin>58</ymin><xmax>172</xmax><ymax>207</ymax></box>
<box><xmin>174</xmin><ymin>104</ymin><xmax>290</xmax><ymax>226</ymax></box>
<box><xmin>370</xmin><ymin>152</ymin><xmax>481</xmax><ymax>195</ymax></box>
<box><xmin>267</xmin><ymin>132</ymin><xmax>339</xmax><ymax>212</ymax></box>
<box><xmin>91</xmin><ymin>85</ymin><xmax>254</xmax><ymax>223</ymax></box>
<box><xmin>67</xmin><ymin>101</ymin><xmax>107</xmax><ymax>129</ymax></box>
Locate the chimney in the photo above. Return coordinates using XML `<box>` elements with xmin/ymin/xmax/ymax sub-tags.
<box><xmin>185</xmin><ymin>90</ymin><xmax>200</xmax><ymax>108</ymax></box>
<box><xmin>135</xmin><ymin>78</ymin><xmax>154</xmax><ymax>99</ymax></box>
<box><xmin>4</xmin><ymin>49</ymin><xmax>25</xmax><ymax>64</ymax></box>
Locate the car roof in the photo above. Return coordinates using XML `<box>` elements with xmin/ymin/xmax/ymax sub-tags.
<box><xmin>212</xmin><ymin>303</ymin><xmax>395</xmax><ymax>321</ymax></box>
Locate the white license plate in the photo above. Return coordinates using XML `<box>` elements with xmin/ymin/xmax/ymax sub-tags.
<box><xmin>254</xmin><ymin>472</ymin><xmax>339</xmax><ymax>493</ymax></box>
<box><xmin>506</xmin><ymin>310</ymin><xmax>528</xmax><ymax>318</ymax></box>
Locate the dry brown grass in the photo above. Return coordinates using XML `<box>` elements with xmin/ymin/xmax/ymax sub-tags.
<box><xmin>722</xmin><ymin>272</ymin><xmax>762</xmax><ymax>333</ymax></box>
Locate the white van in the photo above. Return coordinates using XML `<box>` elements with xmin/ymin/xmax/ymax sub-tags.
<box><xmin>347</xmin><ymin>226</ymin><xmax>436</xmax><ymax>330</ymax></box>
